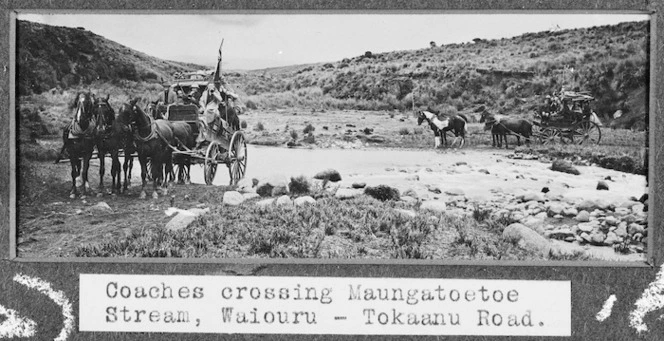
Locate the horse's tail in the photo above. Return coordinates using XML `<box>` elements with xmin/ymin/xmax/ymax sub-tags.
<box><xmin>457</xmin><ymin>113</ymin><xmax>469</xmax><ymax>123</ymax></box>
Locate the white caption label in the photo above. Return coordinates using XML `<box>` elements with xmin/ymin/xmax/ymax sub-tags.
<box><xmin>79</xmin><ymin>274</ymin><xmax>570</xmax><ymax>336</ymax></box>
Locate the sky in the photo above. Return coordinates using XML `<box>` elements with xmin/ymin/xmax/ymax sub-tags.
<box><xmin>18</xmin><ymin>13</ymin><xmax>649</xmax><ymax>70</ymax></box>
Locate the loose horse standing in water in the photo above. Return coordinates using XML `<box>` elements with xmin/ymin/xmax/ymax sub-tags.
<box><xmin>416</xmin><ymin>110</ymin><xmax>468</xmax><ymax>148</ymax></box>
<box><xmin>61</xmin><ymin>92</ymin><xmax>96</xmax><ymax>198</ymax></box>
<box><xmin>125</xmin><ymin>100</ymin><xmax>176</xmax><ymax>199</ymax></box>
<box><xmin>92</xmin><ymin>94</ymin><xmax>123</xmax><ymax>195</ymax></box>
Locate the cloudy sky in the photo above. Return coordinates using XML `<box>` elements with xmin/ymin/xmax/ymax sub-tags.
<box><xmin>18</xmin><ymin>13</ymin><xmax>649</xmax><ymax>70</ymax></box>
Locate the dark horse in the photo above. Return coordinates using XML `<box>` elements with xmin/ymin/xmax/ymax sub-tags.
<box><xmin>113</xmin><ymin>103</ymin><xmax>137</xmax><ymax>194</ymax></box>
<box><xmin>122</xmin><ymin>99</ymin><xmax>176</xmax><ymax>199</ymax></box>
<box><xmin>480</xmin><ymin>111</ymin><xmax>532</xmax><ymax>148</ymax></box>
<box><xmin>61</xmin><ymin>92</ymin><xmax>96</xmax><ymax>198</ymax></box>
<box><xmin>92</xmin><ymin>94</ymin><xmax>123</xmax><ymax>195</ymax></box>
<box><xmin>145</xmin><ymin>101</ymin><xmax>196</xmax><ymax>184</ymax></box>
<box><xmin>416</xmin><ymin>110</ymin><xmax>468</xmax><ymax>148</ymax></box>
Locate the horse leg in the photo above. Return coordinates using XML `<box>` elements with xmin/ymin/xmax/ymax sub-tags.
<box><xmin>111</xmin><ymin>151</ymin><xmax>121</xmax><ymax>194</ymax></box>
<box><xmin>151</xmin><ymin>159</ymin><xmax>161</xmax><ymax>199</ymax></box>
<box><xmin>516</xmin><ymin>136</ymin><xmax>521</xmax><ymax>146</ymax></box>
<box><xmin>69</xmin><ymin>157</ymin><xmax>80</xmax><ymax>199</ymax></box>
<box><xmin>139</xmin><ymin>155</ymin><xmax>148</xmax><ymax>199</ymax></box>
<box><xmin>122</xmin><ymin>155</ymin><xmax>131</xmax><ymax>194</ymax></box>
<box><xmin>81</xmin><ymin>153</ymin><xmax>92</xmax><ymax>197</ymax></box>
<box><xmin>98</xmin><ymin>148</ymin><xmax>105</xmax><ymax>196</ymax></box>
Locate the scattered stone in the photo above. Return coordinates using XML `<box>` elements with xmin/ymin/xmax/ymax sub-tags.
<box><xmin>577</xmin><ymin>221</ymin><xmax>599</xmax><ymax>233</ymax></box>
<box><xmin>400</xmin><ymin>196</ymin><xmax>417</xmax><ymax>204</ymax></box>
<box><xmin>628</xmin><ymin>223</ymin><xmax>645</xmax><ymax>236</ymax></box>
<box><xmin>518</xmin><ymin>192</ymin><xmax>544</xmax><ymax>203</ymax></box>
<box><xmin>445</xmin><ymin>188</ymin><xmax>465</xmax><ymax>196</ymax></box>
<box><xmin>335</xmin><ymin>188</ymin><xmax>363</xmax><ymax>199</ymax></box>
<box><xmin>165</xmin><ymin>208</ymin><xmax>209</xmax><ymax>231</ymax></box>
<box><xmin>503</xmin><ymin>223</ymin><xmax>551</xmax><ymax>255</ymax></box>
<box><xmin>426</xmin><ymin>184</ymin><xmax>442</xmax><ymax>194</ymax></box>
<box><xmin>596</xmin><ymin>180</ymin><xmax>609</xmax><ymax>191</ymax></box>
<box><xmin>236</xmin><ymin>178</ymin><xmax>255</xmax><ymax>193</ymax></box>
<box><xmin>351</xmin><ymin>182</ymin><xmax>366</xmax><ymax>189</ymax></box>
<box><xmin>589</xmin><ymin>231</ymin><xmax>607</xmax><ymax>245</ymax></box>
<box><xmin>478</xmin><ymin>169</ymin><xmax>490</xmax><ymax>174</ymax></box>
<box><xmin>551</xmin><ymin>159</ymin><xmax>580</xmax><ymax>175</ymax></box>
<box><xmin>420</xmin><ymin>200</ymin><xmax>447</xmax><ymax>214</ymax></box>
<box><xmin>88</xmin><ymin>202</ymin><xmax>112</xmax><ymax>213</ymax></box>
<box><xmin>546</xmin><ymin>203</ymin><xmax>565</xmax><ymax>217</ymax></box>
<box><xmin>222</xmin><ymin>191</ymin><xmax>245</xmax><ymax>206</ymax></box>
<box><xmin>604</xmin><ymin>216</ymin><xmax>619</xmax><ymax>226</ymax></box>
<box><xmin>395</xmin><ymin>209</ymin><xmax>417</xmax><ymax>218</ymax></box>
<box><xmin>541</xmin><ymin>187</ymin><xmax>550</xmax><ymax>193</ymax></box>
<box><xmin>365</xmin><ymin>185</ymin><xmax>400</xmax><ymax>201</ymax></box>
<box><xmin>562</xmin><ymin>207</ymin><xmax>578</xmax><ymax>217</ymax></box>
<box><xmin>294</xmin><ymin>196</ymin><xmax>316</xmax><ymax>206</ymax></box>
<box><xmin>604</xmin><ymin>232</ymin><xmax>622</xmax><ymax>245</ymax></box>
<box><xmin>632</xmin><ymin>203</ymin><xmax>645</xmax><ymax>214</ymax></box>
<box><xmin>314</xmin><ymin>169</ymin><xmax>342</xmax><ymax>182</ymax></box>
<box><xmin>276</xmin><ymin>195</ymin><xmax>293</xmax><ymax>207</ymax></box>
<box><xmin>545</xmin><ymin>228</ymin><xmax>575</xmax><ymax>240</ymax></box>
<box><xmin>575</xmin><ymin>210</ymin><xmax>591</xmax><ymax>222</ymax></box>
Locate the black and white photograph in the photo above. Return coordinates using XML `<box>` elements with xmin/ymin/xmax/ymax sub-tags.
<box><xmin>16</xmin><ymin>13</ymin><xmax>650</xmax><ymax>262</ymax></box>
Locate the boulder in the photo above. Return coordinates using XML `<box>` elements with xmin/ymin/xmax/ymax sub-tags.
<box><xmin>420</xmin><ymin>200</ymin><xmax>447</xmax><ymax>214</ymax></box>
<box><xmin>596</xmin><ymin>180</ymin><xmax>609</xmax><ymax>191</ymax></box>
<box><xmin>222</xmin><ymin>191</ymin><xmax>245</xmax><ymax>206</ymax></box>
<box><xmin>628</xmin><ymin>223</ymin><xmax>645</xmax><ymax>236</ymax></box>
<box><xmin>575</xmin><ymin>210</ymin><xmax>591</xmax><ymax>222</ymax></box>
<box><xmin>236</xmin><ymin>178</ymin><xmax>256</xmax><ymax>194</ymax></box>
<box><xmin>546</xmin><ymin>203</ymin><xmax>565</xmax><ymax>217</ymax></box>
<box><xmin>445</xmin><ymin>188</ymin><xmax>465</xmax><ymax>196</ymax></box>
<box><xmin>352</xmin><ymin>182</ymin><xmax>366</xmax><ymax>189</ymax></box>
<box><xmin>604</xmin><ymin>232</ymin><xmax>622</xmax><ymax>245</ymax></box>
<box><xmin>294</xmin><ymin>196</ymin><xmax>316</xmax><ymax>206</ymax></box>
<box><xmin>551</xmin><ymin>160</ymin><xmax>580</xmax><ymax>175</ymax></box>
<box><xmin>165</xmin><ymin>208</ymin><xmax>209</xmax><ymax>231</ymax></box>
<box><xmin>276</xmin><ymin>195</ymin><xmax>293</xmax><ymax>207</ymax></box>
<box><xmin>314</xmin><ymin>169</ymin><xmax>342</xmax><ymax>182</ymax></box>
<box><xmin>519</xmin><ymin>191</ymin><xmax>545</xmax><ymax>203</ymax></box>
<box><xmin>88</xmin><ymin>202</ymin><xmax>112</xmax><ymax>213</ymax></box>
<box><xmin>503</xmin><ymin>223</ymin><xmax>551</xmax><ymax>255</ymax></box>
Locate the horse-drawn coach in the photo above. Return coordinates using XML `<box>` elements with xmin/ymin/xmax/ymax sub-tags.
<box><xmin>533</xmin><ymin>90</ymin><xmax>603</xmax><ymax>145</ymax></box>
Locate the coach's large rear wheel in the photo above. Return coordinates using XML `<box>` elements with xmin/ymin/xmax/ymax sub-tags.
<box><xmin>204</xmin><ymin>141</ymin><xmax>219</xmax><ymax>185</ymax></box>
<box><xmin>228</xmin><ymin>131</ymin><xmax>247</xmax><ymax>186</ymax></box>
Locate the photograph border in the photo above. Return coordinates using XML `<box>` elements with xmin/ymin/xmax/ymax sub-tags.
<box><xmin>2</xmin><ymin>1</ymin><xmax>664</xmax><ymax>340</ymax></box>
<box><xmin>4</xmin><ymin>2</ymin><xmax>659</xmax><ymax>267</ymax></box>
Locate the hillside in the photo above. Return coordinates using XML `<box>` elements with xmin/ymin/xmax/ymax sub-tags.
<box><xmin>16</xmin><ymin>19</ymin><xmax>649</xmax><ymax>130</ymax></box>
<box><xmin>16</xmin><ymin>20</ymin><xmax>204</xmax><ymax>95</ymax></box>
<box><xmin>231</xmin><ymin>21</ymin><xmax>648</xmax><ymax>129</ymax></box>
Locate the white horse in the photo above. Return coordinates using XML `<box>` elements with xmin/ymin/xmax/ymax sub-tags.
<box><xmin>416</xmin><ymin>110</ymin><xmax>468</xmax><ymax>148</ymax></box>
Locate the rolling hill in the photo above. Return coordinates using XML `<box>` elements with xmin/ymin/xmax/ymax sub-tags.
<box><xmin>16</xmin><ymin>20</ymin><xmax>204</xmax><ymax>95</ymax></box>
<box><xmin>17</xmin><ymin>19</ymin><xmax>649</xmax><ymax>130</ymax></box>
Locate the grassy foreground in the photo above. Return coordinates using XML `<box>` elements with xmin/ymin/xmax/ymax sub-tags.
<box><xmin>73</xmin><ymin>189</ymin><xmax>589</xmax><ymax>261</ymax></box>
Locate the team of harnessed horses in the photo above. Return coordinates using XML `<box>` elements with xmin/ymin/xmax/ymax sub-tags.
<box><xmin>57</xmin><ymin>90</ymin><xmax>239</xmax><ymax>199</ymax></box>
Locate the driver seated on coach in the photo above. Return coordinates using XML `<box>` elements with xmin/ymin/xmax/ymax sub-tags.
<box><xmin>196</xmin><ymin>80</ymin><xmax>239</xmax><ymax>146</ymax></box>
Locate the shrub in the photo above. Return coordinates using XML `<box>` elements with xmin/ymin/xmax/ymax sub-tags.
<box><xmin>254</xmin><ymin>122</ymin><xmax>265</xmax><ymax>131</ymax></box>
<box><xmin>398</xmin><ymin>128</ymin><xmax>410</xmax><ymax>135</ymax></box>
<box><xmin>289</xmin><ymin>176</ymin><xmax>311</xmax><ymax>195</ymax></box>
<box><xmin>245</xmin><ymin>99</ymin><xmax>258</xmax><ymax>110</ymax></box>
<box><xmin>240</xmin><ymin>120</ymin><xmax>248</xmax><ymax>129</ymax></box>
<box><xmin>290</xmin><ymin>130</ymin><xmax>299</xmax><ymax>140</ymax></box>
<box><xmin>303</xmin><ymin>123</ymin><xmax>315</xmax><ymax>134</ymax></box>
<box><xmin>364</xmin><ymin>185</ymin><xmax>400</xmax><ymax>201</ymax></box>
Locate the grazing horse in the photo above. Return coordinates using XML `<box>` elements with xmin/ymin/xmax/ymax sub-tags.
<box><xmin>60</xmin><ymin>92</ymin><xmax>96</xmax><ymax>198</ymax></box>
<box><xmin>123</xmin><ymin>99</ymin><xmax>176</xmax><ymax>199</ymax></box>
<box><xmin>92</xmin><ymin>94</ymin><xmax>123</xmax><ymax>195</ymax></box>
<box><xmin>416</xmin><ymin>110</ymin><xmax>468</xmax><ymax>148</ymax></box>
<box><xmin>480</xmin><ymin>112</ymin><xmax>532</xmax><ymax>148</ymax></box>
